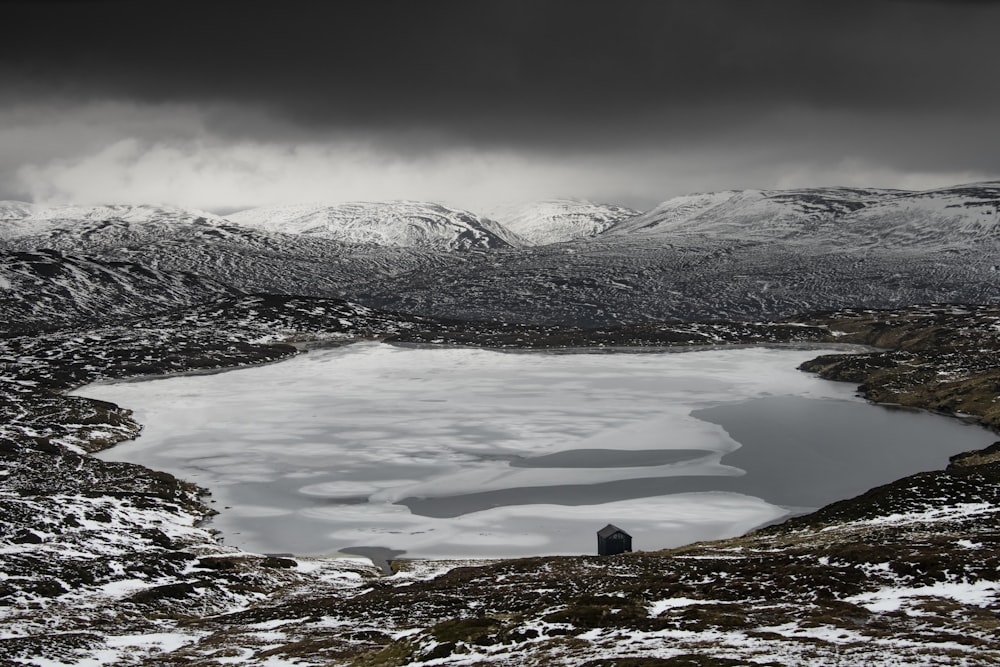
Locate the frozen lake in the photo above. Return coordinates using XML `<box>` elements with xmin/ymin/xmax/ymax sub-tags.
<box><xmin>84</xmin><ymin>343</ymin><xmax>993</xmax><ymax>560</ymax></box>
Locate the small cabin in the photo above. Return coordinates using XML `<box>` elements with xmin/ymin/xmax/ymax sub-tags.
<box><xmin>597</xmin><ymin>524</ymin><xmax>632</xmax><ymax>556</ymax></box>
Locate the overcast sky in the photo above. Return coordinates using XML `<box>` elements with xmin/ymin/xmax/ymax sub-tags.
<box><xmin>2</xmin><ymin>0</ymin><xmax>999</xmax><ymax>212</ymax></box>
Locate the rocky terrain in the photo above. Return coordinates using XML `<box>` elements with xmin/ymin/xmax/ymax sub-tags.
<box><xmin>1</xmin><ymin>182</ymin><xmax>999</xmax><ymax>665</ymax></box>
<box><xmin>0</xmin><ymin>250</ymin><xmax>235</xmax><ymax>334</ymax></box>
<box><xmin>2</xmin><ymin>181</ymin><xmax>998</xmax><ymax>327</ymax></box>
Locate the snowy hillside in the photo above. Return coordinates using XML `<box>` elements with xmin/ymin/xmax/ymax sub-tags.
<box><xmin>226</xmin><ymin>201</ymin><xmax>524</xmax><ymax>250</ymax></box>
<box><xmin>0</xmin><ymin>202</ymin><xmax>288</xmax><ymax>272</ymax></box>
<box><xmin>608</xmin><ymin>187</ymin><xmax>898</xmax><ymax>242</ymax></box>
<box><xmin>606</xmin><ymin>190</ymin><xmax>742</xmax><ymax>235</ymax></box>
<box><xmin>0</xmin><ymin>200</ymin><xmax>36</xmax><ymax>222</ymax></box>
<box><xmin>0</xmin><ymin>202</ymin><xmax>231</xmax><ymax>241</ymax></box>
<box><xmin>607</xmin><ymin>183</ymin><xmax>1000</xmax><ymax>249</ymax></box>
<box><xmin>487</xmin><ymin>199</ymin><xmax>639</xmax><ymax>244</ymax></box>
<box><xmin>841</xmin><ymin>182</ymin><xmax>1000</xmax><ymax>248</ymax></box>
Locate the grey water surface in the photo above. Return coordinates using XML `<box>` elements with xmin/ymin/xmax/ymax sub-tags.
<box><xmin>402</xmin><ymin>397</ymin><xmax>993</xmax><ymax>517</ymax></box>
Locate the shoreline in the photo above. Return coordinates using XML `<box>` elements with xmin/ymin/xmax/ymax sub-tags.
<box><xmin>81</xmin><ymin>340</ymin><xmax>987</xmax><ymax>569</ymax></box>
<box><xmin>75</xmin><ymin>337</ymin><xmax>878</xmax><ymax>389</ymax></box>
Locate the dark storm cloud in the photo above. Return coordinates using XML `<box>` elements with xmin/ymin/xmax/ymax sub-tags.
<box><xmin>3</xmin><ymin>0</ymin><xmax>999</xmax><ymax>152</ymax></box>
<box><xmin>2</xmin><ymin>1</ymin><xmax>999</xmax><ymax>210</ymax></box>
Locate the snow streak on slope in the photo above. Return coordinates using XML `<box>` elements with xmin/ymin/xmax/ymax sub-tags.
<box><xmin>487</xmin><ymin>199</ymin><xmax>639</xmax><ymax>245</ymax></box>
<box><xmin>227</xmin><ymin>201</ymin><xmax>525</xmax><ymax>250</ymax></box>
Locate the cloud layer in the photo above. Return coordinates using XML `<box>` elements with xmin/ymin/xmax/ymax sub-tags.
<box><xmin>2</xmin><ymin>1</ymin><xmax>999</xmax><ymax>210</ymax></box>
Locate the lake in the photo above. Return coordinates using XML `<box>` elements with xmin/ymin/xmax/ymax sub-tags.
<box><xmin>83</xmin><ymin>343</ymin><xmax>994</xmax><ymax>560</ymax></box>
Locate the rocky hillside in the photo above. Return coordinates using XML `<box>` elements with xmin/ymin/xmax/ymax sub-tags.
<box><xmin>800</xmin><ymin>305</ymin><xmax>1000</xmax><ymax>428</ymax></box>
<box><xmin>0</xmin><ymin>249</ymin><xmax>235</xmax><ymax>334</ymax></box>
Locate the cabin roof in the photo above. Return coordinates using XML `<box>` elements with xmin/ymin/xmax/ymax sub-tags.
<box><xmin>597</xmin><ymin>523</ymin><xmax>630</xmax><ymax>538</ymax></box>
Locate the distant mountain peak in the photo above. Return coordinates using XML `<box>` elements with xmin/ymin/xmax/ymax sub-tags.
<box><xmin>607</xmin><ymin>183</ymin><xmax>1000</xmax><ymax>248</ymax></box>
<box><xmin>226</xmin><ymin>200</ymin><xmax>523</xmax><ymax>250</ymax></box>
<box><xmin>487</xmin><ymin>199</ymin><xmax>640</xmax><ymax>245</ymax></box>
<box><xmin>0</xmin><ymin>202</ymin><xmax>231</xmax><ymax>241</ymax></box>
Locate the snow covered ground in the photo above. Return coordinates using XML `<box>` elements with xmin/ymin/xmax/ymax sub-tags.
<box><xmin>82</xmin><ymin>344</ymin><xmax>993</xmax><ymax>561</ymax></box>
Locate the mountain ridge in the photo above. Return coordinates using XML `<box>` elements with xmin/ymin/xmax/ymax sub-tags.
<box><xmin>226</xmin><ymin>200</ymin><xmax>526</xmax><ymax>250</ymax></box>
<box><xmin>6</xmin><ymin>179</ymin><xmax>1000</xmax><ymax>251</ymax></box>
<box><xmin>486</xmin><ymin>199</ymin><xmax>640</xmax><ymax>244</ymax></box>
<box><xmin>3</xmin><ymin>180</ymin><xmax>999</xmax><ymax>330</ymax></box>
<box><xmin>609</xmin><ymin>182</ymin><xmax>1000</xmax><ymax>248</ymax></box>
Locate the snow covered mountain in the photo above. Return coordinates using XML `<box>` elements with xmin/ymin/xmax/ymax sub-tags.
<box><xmin>0</xmin><ymin>202</ymin><xmax>234</xmax><ymax>241</ymax></box>
<box><xmin>3</xmin><ymin>181</ymin><xmax>1000</xmax><ymax>329</ymax></box>
<box><xmin>487</xmin><ymin>199</ymin><xmax>639</xmax><ymax>244</ymax></box>
<box><xmin>347</xmin><ymin>183</ymin><xmax>1000</xmax><ymax>325</ymax></box>
<box><xmin>607</xmin><ymin>187</ymin><xmax>900</xmax><ymax>242</ymax></box>
<box><xmin>0</xmin><ymin>200</ymin><xmax>36</xmax><ymax>223</ymax></box>
<box><xmin>840</xmin><ymin>182</ymin><xmax>1000</xmax><ymax>248</ymax></box>
<box><xmin>226</xmin><ymin>201</ymin><xmax>525</xmax><ymax>250</ymax></box>
<box><xmin>0</xmin><ymin>203</ymin><xmax>461</xmax><ymax>312</ymax></box>
<box><xmin>0</xmin><ymin>202</ymin><xmax>286</xmax><ymax>269</ymax></box>
<box><xmin>607</xmin><ymin>183</ymin><xmax>1000</xmax><ymax>249</ymax></box>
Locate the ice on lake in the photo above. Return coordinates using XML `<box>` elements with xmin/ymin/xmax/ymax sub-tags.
<box><xmin>83</xmin><ymin>343</ymin><xmax>994</xmax><ymax>560</ymax></box>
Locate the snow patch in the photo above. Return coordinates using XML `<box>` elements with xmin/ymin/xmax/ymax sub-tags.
<box><xmin>847</xmin><ymin>580</ymin><xmax>999</xmax><ymax>613</ymax></box>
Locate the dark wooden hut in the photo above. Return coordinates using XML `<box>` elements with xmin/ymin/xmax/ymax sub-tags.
<box><xmin>597</xmin><ymin>524</ymin><xmax>632</xmax><ymax>556</ymax></box>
